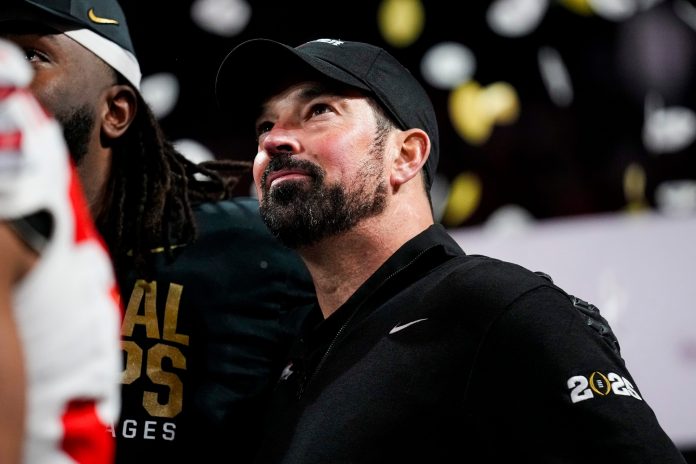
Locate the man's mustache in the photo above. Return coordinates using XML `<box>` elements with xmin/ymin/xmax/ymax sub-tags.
<box><xmin>262</xmin><ymin>153</ymin><xmax>323</xmax><ymax>188</ymax></box>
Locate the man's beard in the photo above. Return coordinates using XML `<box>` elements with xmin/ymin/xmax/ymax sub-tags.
<box><xmin>54</xmin><ymin>104</ymin><xmax>94</xmax><ymax>166</ymax></box>
<box><xmin>259</xmin><ymin>141</ymin><xmax>388</xmax><ymax>249</ymax></box>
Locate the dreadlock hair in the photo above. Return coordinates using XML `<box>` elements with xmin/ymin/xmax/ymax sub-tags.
<box><xmin>97</xmin><ymin>88</ymin><xmax>250</xmax><ymax>278</ymax></box>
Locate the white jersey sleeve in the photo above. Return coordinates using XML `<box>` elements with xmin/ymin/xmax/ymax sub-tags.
<box><xmin>0</xmin><ymin>38</ymin><xmax>122</xmax><ymax>464</ymax></box>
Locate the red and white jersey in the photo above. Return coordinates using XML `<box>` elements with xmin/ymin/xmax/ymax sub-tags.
<box><xmin>0</xmin><ymin>40</ymin><xmax>122</xmax><ymax>464</ymax></box>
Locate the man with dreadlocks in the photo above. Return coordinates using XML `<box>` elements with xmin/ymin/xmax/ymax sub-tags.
<box><xmin>0</xmin><ymin>1</ymin><xmax>316</xmax><ymax>463</ymax></box>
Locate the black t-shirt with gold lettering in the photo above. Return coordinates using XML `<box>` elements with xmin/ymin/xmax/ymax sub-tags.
<box><xmin>111</xmin><ymin>197</ymin><xmax>316</xmax><ymax>463</ymax></box>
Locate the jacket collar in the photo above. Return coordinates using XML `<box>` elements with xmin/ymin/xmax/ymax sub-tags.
<box><xmin>320</xmin><ymin>223</ymin><xmax>463</xmax><ymax>328</ymax></box>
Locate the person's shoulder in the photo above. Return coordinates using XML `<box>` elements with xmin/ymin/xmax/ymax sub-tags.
<box><xmin>192</xmin><ymin>196</ymin><xmax>267</xmax><ymax>233</ymax></box>
<box><xmin>438</xmin><ymin>253</ymin><xmax>563</xmax><ymax>308</ymax></box>
<box><xmin>450</xmin><ymin>253</ymin><xmax>553</xmax><ymax>286</ymax></box>
<box><xmin>194</xmin><ymin>196</ymin><xmax>261</xmax><ymax>218</ymax></box>
<box><xmin>189</xmin><ymin>196</ymin><xmax>302</xmax><ymax>259</ymax></box>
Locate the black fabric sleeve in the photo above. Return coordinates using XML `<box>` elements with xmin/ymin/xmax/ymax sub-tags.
<box><xmin>469</xmin><ymin>285</ymin><xmax>686</xmax><ymax>463</ymax></box>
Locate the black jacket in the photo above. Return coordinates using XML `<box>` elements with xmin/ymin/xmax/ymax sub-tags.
<box><xmin>256</xmin><ymin>224</ymin><xmax>686</xmax><ymax>464</ymax></box>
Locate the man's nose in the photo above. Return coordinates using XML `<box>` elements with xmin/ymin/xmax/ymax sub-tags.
<box><xmin>261</xmin><ymin>126</ymin><xmax>301</xmax><ymax>157</ymax></box>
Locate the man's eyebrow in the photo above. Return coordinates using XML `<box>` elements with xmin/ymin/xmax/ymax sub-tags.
<box><xmin>256</xmin><ymin>83</ymin><xmax>352</xmax><ymax>122</ymax></box>
<box><xmin>297</xmin><ymin>84</ymin><xmax>345</xmax><ymax>101</ymax></box>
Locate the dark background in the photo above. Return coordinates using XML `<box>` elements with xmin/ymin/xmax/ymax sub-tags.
<box><xmin>119</xmin><ymin>0</ymin><xmax>695</xmax><ymax>459</ymax></box>
<box><xmin>121</xmin><ymin>0</ymin><xmax>696</xmax><ymax>229</ymax></box>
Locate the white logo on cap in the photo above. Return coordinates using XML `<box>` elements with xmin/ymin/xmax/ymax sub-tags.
<box><xmin>312</xmin><ymin>39</ymin><xmax>344</xmax><ymax>46</ymax></box>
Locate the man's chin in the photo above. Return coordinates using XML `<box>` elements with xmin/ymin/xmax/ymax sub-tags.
<box><xmin>259</xmin><ymin>212</ymin><xmax>318</xmax><ymax>249</ymax></box>
<box><xmin>266</xmin><ymin>180</ymin><xmax>313</xmax><ymax>205</ymax></box>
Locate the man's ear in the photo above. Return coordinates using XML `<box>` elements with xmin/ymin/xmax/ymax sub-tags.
<box><xmin>101</xmin><ymin>84</ymin><xmax>137</xmax><ymax>140</ymax></box>
<box><xmin>390</xmin><ymin>128</ymin><xmax>430</xmax><ymax>187</ymax></box>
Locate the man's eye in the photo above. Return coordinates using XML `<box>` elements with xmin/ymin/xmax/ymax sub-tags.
<box><xmin>24</xmin><ymin>49</ymin><xmax>46</xmax><ymax>63</ymax></box>
<box><xmin>310</xmin><ymin>103</ymin><xmax>332</xmax><ymax>117</ymax></box>
<box><xmin>256</xmin><ymin>122</ymin><xmax>273</xmax><ymax>138</ymax></box>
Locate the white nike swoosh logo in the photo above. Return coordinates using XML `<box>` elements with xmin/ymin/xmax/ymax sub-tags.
<box><xmin>389</xmin><ymin>318</ymin><xmax>428</xmax><ymax>334</ymax></box>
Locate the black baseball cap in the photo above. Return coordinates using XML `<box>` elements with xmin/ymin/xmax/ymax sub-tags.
<box><xmin>0</xmin><ymin>0</ymin><xmax>141</xmax><ymax>89</ymax></box>
<box><xmin>215</xmin><ymin>38</ymin><xmax>439</xmax><ymax>190</ymax></box>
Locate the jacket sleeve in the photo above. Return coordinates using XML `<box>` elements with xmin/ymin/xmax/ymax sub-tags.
<box><xmin>468</xmin><ymin>284</ymin><xmax>687</xmax><ymax>463</ymax></box>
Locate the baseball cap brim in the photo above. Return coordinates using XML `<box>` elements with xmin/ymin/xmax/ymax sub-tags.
<box><xmin>215</xmin><ymin>39</ymin><xmax>372</xmax><ymax>128</ymax></box>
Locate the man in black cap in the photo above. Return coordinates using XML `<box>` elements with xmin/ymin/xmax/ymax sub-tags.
<box><xmin>1</xmin><ymin>2</ymin><xmax>316</xmax><ymax>463</ymax></box>
<box><xmin>216</xmin><ymin>38</ymin><xmax>687</xmax><ymax>463</ymax></box>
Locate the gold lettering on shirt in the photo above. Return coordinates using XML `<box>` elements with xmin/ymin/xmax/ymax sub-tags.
<box><xmin>122</xmin><ymin>280</ymin><xmax>160</xmax><ymax>339</ymax></box>
<box><xmin>121</xmin><ymin>340</ymin><xmax>143</xmax><ymax>384</ymax></box>
<box><xmin>163</xmin><ymin>283</ymin><xmax>189</xmax><ymax>345</ymax></box>
<box><xmin>119</xmin><ymin>279</ymin><xmax>189</xmax><ymax>419</ymax></box>
<box><xmin>143</xmin><ymin>343</ymin><xmax>185</xmax><ymax>417</ymax></box>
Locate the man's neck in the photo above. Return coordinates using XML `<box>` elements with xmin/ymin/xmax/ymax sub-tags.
<box><xmin>76</xmin><ymin>149</ymin><xmax>111</xmax><ymax>225</ymax></box>
<box><xmin>299</xmin><ymin>213</ymin><xmax>433</xmax><ymax>319</ymax></box>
